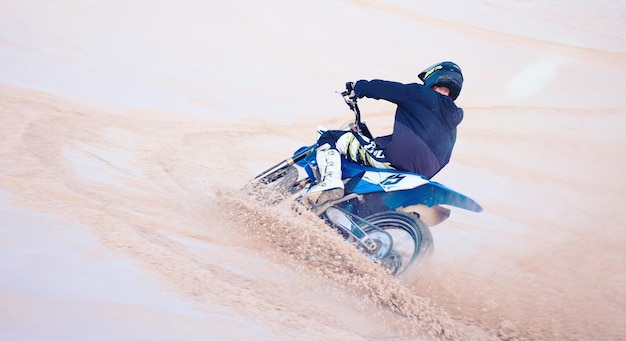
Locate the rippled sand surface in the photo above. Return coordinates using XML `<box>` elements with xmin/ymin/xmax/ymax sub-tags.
<box><xmin>1</xmin><ymin>1</ymin><xmax>624</xmax><ymax>340</ymax></box>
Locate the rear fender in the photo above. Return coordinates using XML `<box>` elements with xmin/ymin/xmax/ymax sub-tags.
<box><xmin>342</xmin><ymin>161</ymin><xmax>483</xmax><ymax>213</ymax></box>
<box><xmin>377</xmin><ymin>183</ymin><xmax>483</xmax><ymax>213</ymax></box>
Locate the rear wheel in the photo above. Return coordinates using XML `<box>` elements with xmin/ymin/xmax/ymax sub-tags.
<box><xmin>360</xmin><ymin>211</ymin><xmax>433</xmax><ymax>275</ymax></box>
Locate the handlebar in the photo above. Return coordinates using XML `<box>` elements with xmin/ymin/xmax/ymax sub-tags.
<box><xmin>338</xmin><ymin>85</ymin><xmax>374</xmax><ymax>139</ymax></box>
<box><xmin>339</xmin><ymin>83</ymin><xmax>362</xmax><ymax>131</ymax></box>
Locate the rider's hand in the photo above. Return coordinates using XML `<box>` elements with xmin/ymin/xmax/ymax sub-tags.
<box><xmin>343</xmin><ymin>82</ymin><xmax>356</xmax><ymax>100</ymax></box>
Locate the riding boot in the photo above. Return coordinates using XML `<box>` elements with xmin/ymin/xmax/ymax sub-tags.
<box><xmin>302</xmin><ymin>144</ymin><xmax>344</xmax><ymax>206</ymax></box>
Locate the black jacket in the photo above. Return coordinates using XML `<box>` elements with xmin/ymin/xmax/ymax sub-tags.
<box><xmin>354</xmin><ymin>79</ymin><xmax>464</xmax><ymax>178</ymax></box>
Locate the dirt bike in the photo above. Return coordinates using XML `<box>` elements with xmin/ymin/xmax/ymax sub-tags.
<box><xmin>246</xmin><ymin>88</ymin><xmax>483</xmax><ymax>276</ymax></box>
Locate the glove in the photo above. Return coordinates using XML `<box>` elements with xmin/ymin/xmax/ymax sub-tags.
<box><xmin>342</xmin><ymin>81</ymin><xmax>356</xmax><ymax>99</ymax></box>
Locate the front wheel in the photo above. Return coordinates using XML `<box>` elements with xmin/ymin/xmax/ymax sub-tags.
<box><xmin>244</xmin><ymin>165</ymin><xmax>302</xmax><ymax>204</ymax></box>
<box><xmin>360</xmin><ymin>211</ymin><xmax>433</xmax><ymax>275</ymax></box>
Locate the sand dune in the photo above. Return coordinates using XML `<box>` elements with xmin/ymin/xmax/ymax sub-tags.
<box><xmin>1</xmin><ymin>1</ymin><xmax>625</xmax><ymax>340</ymax></box>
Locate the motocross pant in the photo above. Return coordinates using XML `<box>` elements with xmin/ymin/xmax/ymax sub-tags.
<box><xmin>317</xmin><ymin>130</ymin><xmax>395</xmax><ymax>170</ymax></box>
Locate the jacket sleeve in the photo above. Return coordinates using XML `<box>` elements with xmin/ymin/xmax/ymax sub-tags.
<box><xmin>354</xmin><ymin>79</ymin><xmax>413</xmax><ymax>104</ymax></box>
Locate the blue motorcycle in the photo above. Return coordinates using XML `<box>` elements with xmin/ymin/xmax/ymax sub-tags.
<box><xmin>247</xmin><ymin>91</ymin><xmax>482</xmax><ymax>275</ymax></box>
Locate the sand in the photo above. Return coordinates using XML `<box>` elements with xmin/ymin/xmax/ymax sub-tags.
<box><xmin>1</xmin><ymin>1</ymin><xmax>625</xmax><ymax>340</ymax></box>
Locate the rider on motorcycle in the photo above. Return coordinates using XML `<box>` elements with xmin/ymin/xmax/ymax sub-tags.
<box><xmin>303</xmin><ymin>61</ymin><xmax>465</xmax><ymax>207</ymax></box>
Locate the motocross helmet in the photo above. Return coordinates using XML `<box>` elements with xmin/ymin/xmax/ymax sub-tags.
<box><xmin>418</xmin><ymin>61</ymin><xmax>463</xmax><ymax>101</ymax></box>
